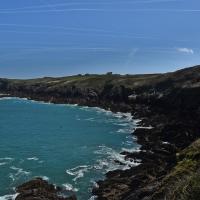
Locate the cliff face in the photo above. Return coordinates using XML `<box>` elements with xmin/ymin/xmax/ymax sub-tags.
<box><xmin>1</xmin><ymin>65</ymin><xmax>200</xmax><ymax>200</ymax></box>
<box><xmin>93</xmin><ymin>86</ymin><xmax>200</xmax><ymax>200</ymax></box>
<box><xmin>1</xmin><ymin>65</ymin><xmax>200</xmax><ymax>106</ymax></box>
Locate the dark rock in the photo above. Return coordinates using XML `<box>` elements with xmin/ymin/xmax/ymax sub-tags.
<box><xmin>15</xmin><ymin>178</ymin><xmax>76</xmax><ymax>200</ymax></box>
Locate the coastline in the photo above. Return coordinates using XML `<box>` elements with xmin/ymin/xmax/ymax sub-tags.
<box><xmin>0</xmin><ymin>96</ymin><xmax>140</xmax><ymax>200</ymax></box>
<box><xmin>0</xmin><ymin>92</ymin><xmax>181</xmax><ymax>200</ymax></box>
<box><xmin>1</xmin><ymin>65</ymin><xmax>200</xmax><ymax>199</ymax></box>
<box><xmin>0</xmin><ymin>87</ymin><xmax>197</xmax><ymax>200</ymax></box>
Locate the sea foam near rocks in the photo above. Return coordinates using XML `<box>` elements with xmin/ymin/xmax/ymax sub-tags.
<box><xmin>62</xmin><ymin>183</ymin><xmax>78</xmax><ymax>192</ymax></box>
<box><xmin>66</xmin><ymin>165</ymin><xmax>92</xmax><ymax>181</ymax></box>
<box><xmin>0</xmin><ymin>193</ymin><xmax>18</xmax><ymax>200</ymax></box>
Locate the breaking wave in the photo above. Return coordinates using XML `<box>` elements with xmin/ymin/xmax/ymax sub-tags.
<box><xmin>0</xmin><ymin>193</ymin><xmax>18</xmax><ymax>200</ymax></box>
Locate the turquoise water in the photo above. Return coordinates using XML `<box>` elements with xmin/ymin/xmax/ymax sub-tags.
<box><xmin>0</xmin><ymin>98</ymin><xmax>139</xmax><ymax>200</ymax></box>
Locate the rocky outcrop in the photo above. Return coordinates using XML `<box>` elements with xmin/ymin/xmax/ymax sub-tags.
<box><xmin>15</xmin><ymin>178</ymin><xmax>76</xmax><ymax>200</ymax></box>
<box><xmin>93</xmin><ymin>86</ymin><xmax>200</xmax><ymax>199</ymax></box>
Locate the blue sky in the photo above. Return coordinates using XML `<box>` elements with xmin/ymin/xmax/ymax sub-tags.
<box><xmin>0</xmin><ymin>0</ymin><xmax>200</xmax><ymax>78</ymax></box>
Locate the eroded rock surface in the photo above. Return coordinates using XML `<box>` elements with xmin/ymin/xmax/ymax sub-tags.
<box><xmin>15</xmin><ymin>178</ymin><xmax>76</xmax><ymax>200</ymax></box>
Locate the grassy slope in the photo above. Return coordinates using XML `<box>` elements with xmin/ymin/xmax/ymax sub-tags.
<box><xmin>152</xmin><ymin>139</ymin><xmax>200</xmax><ymax>200</ymax></box>
<box><xmin>2</xmin><ymin>65</ymin><xmax>200</xmax><ymax>92</ymax></box>
<box><xmin>2</xmin><ymin>73</ymin><xmax>161</xmax><ymax>90</ymax></box>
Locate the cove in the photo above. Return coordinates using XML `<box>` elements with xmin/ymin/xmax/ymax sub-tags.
<box><xmin>0</xmin><ymin>98</ymin><xmax>139</xmax><ymax>200</ymax></box>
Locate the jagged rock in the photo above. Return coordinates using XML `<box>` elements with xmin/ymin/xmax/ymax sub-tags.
<box><xmin>15</xmin><ymin>178</ymin><xmax>77</xmax><ymax>200</ymax></box>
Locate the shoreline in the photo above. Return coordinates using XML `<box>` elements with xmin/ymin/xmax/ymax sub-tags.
<box><xmin>0</xmin><ymin>96</ymin><xmax>140</xmax><ymax>200</ymax></box>
<box><xmin>0</xmin><ymin>90</ymin><xmax>198</xmax><ymax>200</ymax></box>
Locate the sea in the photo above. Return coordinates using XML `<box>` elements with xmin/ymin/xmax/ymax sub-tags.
<box><xmin>0</xmin><ymin>97</ymin><xmax>140</xmax><ymax>200</ymax></box>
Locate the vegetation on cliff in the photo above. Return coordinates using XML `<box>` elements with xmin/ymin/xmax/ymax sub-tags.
<box><xmin>152</xmin><ymin>139</ymin><xmax>200</xmax><ymax>200</ymax></box>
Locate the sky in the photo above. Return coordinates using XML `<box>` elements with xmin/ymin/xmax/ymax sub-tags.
<box><xmin>0</xmin><ymin>0</ymin><xmax>200</xmax><ymax>78</ymax></box>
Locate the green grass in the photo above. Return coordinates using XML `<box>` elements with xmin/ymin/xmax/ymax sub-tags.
<box><xmin>152</xmin><ymin>139</ymin><xmax>200</xmax><ymax>200</ymax></box>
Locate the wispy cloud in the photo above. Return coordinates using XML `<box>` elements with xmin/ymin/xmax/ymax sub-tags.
<box><xmin>0</xmin><ymin>0</ymin><xmax>190</xmax><ymax>15</ymax></box>
<box><xmin>0</xmin><ymin>24</ymin><xmax>192</xmax><ymax>44</ymax></box>
<box><xmin>0</xmin><ymin>47</ymin><xmax>119</xmax><ymax>61</ymax></box>
<box><xmin>0</xmin><ymin>0</ymin><xmax>182</xmax><ymax>12</ymax></box>
<box><xmin>0</xmin><ymin>27</ymin><xmax>157</xmax><ymax>41</ymax></box>
<box><xmin>177</xmin><ymin>48</ymin><xmax>194</xmax><ymax>54</ymax></box>
<box><xmin>125</xmin><ymin>48</ymin><xmax>139</xmax><ymax>65</ymax></box>
<box><xmin>0</xmin><ymin>23</ymin><xmax>111</xmax><ymax>33</ymax></box>
<box><xmin>0</xmin><ymin>8</ymin><xmax>199</xmax><ymax>14</ymax></box>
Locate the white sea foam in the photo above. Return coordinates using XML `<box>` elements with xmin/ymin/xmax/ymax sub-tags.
<box><xmin>85</xmin><ymin>118</ymin><xmax>95</xmax><ymax>121</ymax></box>
<box><xmin>124</xmin><ymin>140</ymin><xmax>134</xmax><ymax>145</ymax></box>
<box><xmin>8</xmin><ymin>174</ymin><xmax>15</xmax><ymax>182</ymax></box>
<box><xmin>122</xmin><ymin>146</ymin><xmax>141</xmax><ymax>153</ymax></box>
<box><xmin>94</xmin><ymin>144</ymin><xmax>141</xmax><ymax>172</ymax></box>
<box><xmin>115</xmin><ymin>122</ymin><xmax>130</xmax><ymax>126</ymax></box>
<box><xmin>134</xmin><ymin>119</ymin><xmax>142</xmax><ymax>123</ymax></box>
<box><xmin>0</xmin><ymin>193</ymin><xmax>18</xmax><ymax>200</ymax></box>
<box><xmin>88</xmin><ymin>107</ymin><xmax>134</xmax><ymax>126</ymax></box>
<box><xmin>136</xmin><ymin>126</ymin><xmax>153</xmax><ymax>130</ymax></box>
<box><xmin>66</xmin><ymin>165</ymin><xmax>92</xmax><ymax>181</ymax></box>
<box><xmin>0</xmin><ymin>162</ymin><xmax>7</xmax><ymax>166</ymax></box>
<box><xmin>0</xmin><ymin>97</ymin><xmax>28</xmax><ymax>101</ymax></box>
<box><xmin>88</xmin><ymin>195</ymin><xmax>98</xmax><ymax>200</ymax></box>
<box><xmin>0</xmin><ymin>97</ymin><xmax>13</xmax><ymax>101</ymax></box>
<box><xmin>117</xmin><ymin>128</ymin><xmax>132</xmax><ymax>133</ymax></box>
<box><xmin>41</xmin><ymin>176</ymin><xmax>49</xmax><ymax>181</ymax></box>
<box><xmin>0</xmin><ymin>158</ymin><xmax>14</xmax><ymax>166</ymax></box>
<box><xmin>62</xmin><ymin>183</ymin><xmax>78</xmax><ymax>192</ymax></box>
<box><xmin>65</xmin><ymin>103</ymin><xmax>78</xmax><ymax>107</ymax></box>
<box><xmin>94</xmin><ymin>159</ymin><xmax>109</xmax><ymax>170</ymax></box>
<box><xmin>162</xmin><ymin>141</ymin><xmax>170</xmax><ymax>144</ymax></box>
<box><xmin>92</xmin><ymin>107</ymin><xmax>112</xmax><ymax>115</ymax></box>
<box><xmin>80</xmin><ymin>106</ymin><xmax>89</xmax><ymax>111</ymax></box>
<box><xmin>0</xmin><ymin>157</ymin><xmax>14</xmax><ymax>161</ymax></box>
<box><xmin>90</xmin><ymin>180</ymin><xmax>99</xmax><ymax>189</ymax></box>
<box><xmin>27</xmin><ymin>157</ymin><xmax>39</xmax><ymax>161</ymax></box>
<box><xmin>10</xmin><ymin>166</ymin><xmax>30</xmax><ymax>176</ymax></box>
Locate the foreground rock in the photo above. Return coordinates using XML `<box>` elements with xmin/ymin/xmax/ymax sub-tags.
<box><xmin>15</xmin><ymin>178</ymin><xmax>76</xmax><ymax>200</ymax></box>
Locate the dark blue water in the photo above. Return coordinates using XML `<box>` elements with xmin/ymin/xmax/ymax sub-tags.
<box><xmin>0</xmin><ymin>98</ymin><xmax>139</xmax><ymax>200</ymax></box>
